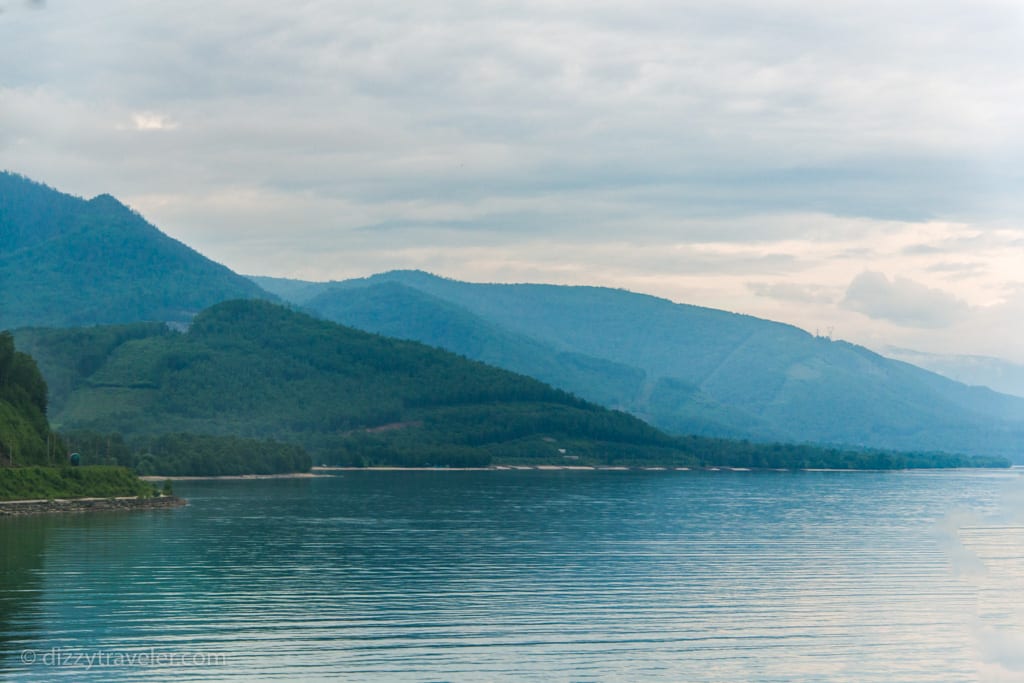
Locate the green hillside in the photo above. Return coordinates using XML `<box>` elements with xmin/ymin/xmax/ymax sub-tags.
<box><xmin>0</xmin><ymin>333</ymin><xmax>159</xmax><ymax>499</ymax></box>
<box><xmin>273</xmin><ymin>270</ymin><xmax>1024</xmax><ymax>461</ymax></box>
<box><xmin>0</xmin><ymin>172</ymin><xmax>269</xmax><ymax>329</ymax></box>
<box><xmin>18</xmin><ymin>300</ymin><xmax>999</xmax><ymax>470</ymax></box>
<box><xmin>303</xmin><ymin>280</ymin><xmax>649</xmax><ymax>413</ymax></box>
<box><xmin>14</xmin><ymin>300</ymin><xmax>698</xmax><ymax>468</ymax></box>
<box><xmin>0</xmin><ymin>332</ymin><xmax>55</xmax><ymax>466</ymax></box>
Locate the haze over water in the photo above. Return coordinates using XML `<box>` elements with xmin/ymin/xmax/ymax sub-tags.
<box><xmin>3</xmin><ymin>469</ymin><xmax>1023</xmax><ymax>682</ymax></box>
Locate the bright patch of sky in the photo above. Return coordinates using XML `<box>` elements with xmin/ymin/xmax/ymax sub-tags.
<box><xmin>2</xmin><ymin>0</ymin><xmax>1023</xmax><ymax>361</ymax></box>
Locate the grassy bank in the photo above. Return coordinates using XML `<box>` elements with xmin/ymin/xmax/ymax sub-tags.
<box><xmin>0</xmin><ymin>466</ymin><xmax>157</xmax><ymax>501</ymax></box>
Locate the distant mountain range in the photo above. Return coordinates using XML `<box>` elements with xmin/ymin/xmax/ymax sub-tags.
<box><xmin>881</xmin><ymin>347</ymin><xmax>1024</xmax><ymax>399</ymax></box>
<box><xmin>255</xmin><ymin>271</ymin><xmax>1024</xmax><ymax>461</ymax></box>
<box><xmin>2</xmin><ymin>172</ymin><xmax>1022</xmax><ymax>463</ymax></box>
<box><xmin>0</xmin><ymin>172</ymin><xmax>268</xmax><ymax>329</ymax></box>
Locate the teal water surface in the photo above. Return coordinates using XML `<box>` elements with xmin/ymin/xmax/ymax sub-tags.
<box><xmin>2</xmin><ymin>469</ymin><xmax>1023</xmax><ymax>682</ymax></box>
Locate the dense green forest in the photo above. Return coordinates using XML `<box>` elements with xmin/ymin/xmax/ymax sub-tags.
<box><xmin>0</xmin><ymin>331</ymin><xmax>60</xmax><ymax>467</ymax></box>
<box><xmin>63</xmin><ymin>431</ymin><xmax>311</xmax><ymax>476</ymax></box>
<box><xmin>14</xmin><ymin>300</ymin><xmax>1010</xmax><ymax>471</ymax></box>
<box><xmin>16</xmin><ymin>300</ymin><xmax>688</xmax><ymax>468</ymax></box>
<box><xmin>0</xmin><ymin>466</ymin><xmax>156</xmax><ymax>501</ymax></box>
<box><xmin>0</xmin><ymin>333</ymin><xmax>165</xmax><ymax>499</ymax></box>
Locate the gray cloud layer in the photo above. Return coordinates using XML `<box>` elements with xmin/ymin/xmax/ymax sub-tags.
<box><xmin>2</xmin><ymin>0</ymin><xmax>1023</xmax><ymax>361</ymax></box>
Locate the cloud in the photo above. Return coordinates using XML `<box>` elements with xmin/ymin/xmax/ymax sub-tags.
<box><xmin>3</xmin><ymin>0</ymin><xmax>1023</xmax><ymax>222</ymax></box>
<box><xmin>841</xmin><ymin>271</ymin><xmax>970</xmax><ymax>328</ymax></box>
<box><xmin>2</xmin><ymin>0</ymin><xmax>1024</xmax><ymax>362</ymax></box>
<box><xmin>748</xmin><ymin>281</ymin><xmax>837</xmax><ymax>305</ymax></box>
<box><xmin>925</xmin><ymin>261</ymin><xmax>989</xmax><ymax>281</ymax></box>
<box><xmin>129</xmin><ymin>112</ymin><xmax>178</xmax><ymax>131</ymax></box>
<box><xmin>902</xmin><ymin>244</ymin><xmax>947</xmax><ymax>256</ymax></box>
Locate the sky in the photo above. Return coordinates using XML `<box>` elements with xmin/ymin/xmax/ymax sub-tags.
<box><xmin>2</xmin><ymin>0</ymin><xmax>1023</xmax><ymax>362</ymax></box>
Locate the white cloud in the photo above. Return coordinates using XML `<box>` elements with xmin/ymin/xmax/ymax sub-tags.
<box><xmin>841</xmin><ymin>271</ymin><xmax>970</xmax><ymax>328</ymax></box>
<box><xmin>748</xmin><ymin>281</ymin><xmax>837</xmax><ymax>305</ymax></box>
<box><xmin>129</xmin><ymin>112</ymin><xmax>177</xmax><ymax>131</ymax></box>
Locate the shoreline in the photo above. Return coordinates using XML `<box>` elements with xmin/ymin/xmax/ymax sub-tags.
<box><xmin>0</xmin><ymin>495</ymin><xmax>186</xmax><ymax>517</ymax></box>
<box><xmin>313</xmin><ymin>465</ymin><xmax>1011</xmax><ymax>473</ymax></box>
<box><xmin>139</xmin><ymin>472</ymin><xmax>325</xmax><ymax>481</ymax></box>
<box><xmin>125</xmin><ymin>463</ymin><xmax>1020</xmax><ymax>483</ymax></box>
<box><xmin>315</xmin><ymin>465</ymin><xmax>716</xmax><ymax>472</ymax></box>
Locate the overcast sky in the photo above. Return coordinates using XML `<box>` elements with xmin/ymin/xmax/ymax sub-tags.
<box><xmin>2</xmin><ymin>0</ymin><xmax>1023</xmax><ymax>361</ymax></box>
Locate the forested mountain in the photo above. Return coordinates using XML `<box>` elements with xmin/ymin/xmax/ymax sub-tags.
<box><xmin>12</xmin><ymin>300</ymin><xmax>702</xmax><ymax>467</ymax></box>
<box><xmin>0</xmin><ymin>172</ymin><xmax>269</xmax><ymax>329</ymax></box>
<box><xmin>257</xmin><ymin>271</ymin><xmax>1024</xmax><ymax>461</ymax></box>
<box><xmin>3</xmin><ymin>173</ymin><xmax>1019</xmax><ymax>465</ymax></box>
<box><xmin>300</xmin><ymin>280</ymin><xmax>648</xmax><ymax>411</ymax></box>
<box><xmin>17</xmin><ymin>300</ymin><xmax>995</xmax><ymax>470</ymax></box>
<box><xmin>0</xmin><ymin>332</ymin><xmax>57</xmax><ymax>466</ymax></box>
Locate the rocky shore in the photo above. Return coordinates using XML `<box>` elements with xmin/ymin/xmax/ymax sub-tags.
<box><xmin>0</xmin><ymin>495</ymin><xmax>186</xmax><ymax>516</ymax></box>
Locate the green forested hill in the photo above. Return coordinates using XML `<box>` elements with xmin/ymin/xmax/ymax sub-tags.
<box><xmin>14</xmin><ymin>300</ymin><xmax>694</xmax><ymax>467</ymax></box>
<box><xmin>302</xmin><ymin>280</ymin><xmax>649</xmax><ymax>412</ymax></box>
<box><xmin>0</xmin><ymin>332</ymin><xmax>55</xmax><ymax>466</ymax></box>
<box><xmin>17</xmin><ymin>300</ymin><xmax>997</xmax><ymax>470</ymax></box>
<box><xmin>0</xmin><ymin>172</ymin><xmax>269</xmax><ymax>329</ymax></box>
<box><xmin>259</xmin><ymin>270</ymin><xmax>1024</xmax><ymax>462</ymax></box>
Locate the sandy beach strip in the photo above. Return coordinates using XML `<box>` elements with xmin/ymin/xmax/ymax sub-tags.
<box><xmin>139</xmin><ymin>472</ymin><xmax>325</xmax><ymax>481</ymax></box>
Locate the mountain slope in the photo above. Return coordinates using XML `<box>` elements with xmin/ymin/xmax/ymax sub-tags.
<box><xmin>281</xmin><ymin>270</ymin><xmax>1024</xmax><ymax>460</ymax></box>
<box><xmin>304</xmin><ymin>280</ymin><xmax>649</xmax><ymax>413</ymax></box>
<box><xmin>13</xmin><ymin>300</ymin><xmax>712</xmax><ymax>467</ymax></box>
<box><xmin>0</xmin><ymin>332</ymin><xmax>54</xmax><ymax>466</ymax></box>
<box><xmin>18</xmin><ymin>300</ymin><xmax>1004</xmax><ymax>470</ymax></box>
<box><xmin>0</xmin><ymin>172</ymin><xmax>269</xmax><ymax>329</ymax></box>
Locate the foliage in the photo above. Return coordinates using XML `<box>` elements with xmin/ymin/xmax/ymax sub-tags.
<box><xmin>0</xmin><ymin>466</ymin><xmax>156</xmax><ymax>501</ymax></box>
<box><xmin>27</xmin><ymin>300</ymin><xmax>683</xmax><ymax>468</ymax></box>
<box><xmin>0</xmin><ymin>331</ymin><xmax>62</xmax><ymax>466</ymax></box>
<box><xmin>13</xmin><ymin>322</ymin><xmax>172</xmax><ymax>414</ymax></box>
<box><xmin>63</xmin><ymin>430</ymin><xmax>312</xmax><ymax>476</ymax></box>
<box><xmin>0</xmin><ymin>337</ymin><xmax>158</xmax><ymax>503</ymax></box>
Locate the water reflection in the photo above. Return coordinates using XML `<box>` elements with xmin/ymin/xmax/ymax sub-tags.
<box><xmin>0</xmin><ymin>515</ymin><xmax>50</xmax><ymax>677</ymax></box>
<box><xmin>0</xmin><ymin>470</ymin><xmax>1021</xmax><ymax>682</ymax></box>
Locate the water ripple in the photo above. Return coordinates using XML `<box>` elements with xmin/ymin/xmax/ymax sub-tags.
<box><xmin>1</xmin><ymin>469</ymin><xmax>1022</xmax><ymax>681</ymax></box>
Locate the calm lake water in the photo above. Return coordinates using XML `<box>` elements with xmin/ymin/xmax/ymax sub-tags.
<box><xmin>2</xmin><ymin>469</ymin><xmax>1023</xmax><ymax>682</ymax></box>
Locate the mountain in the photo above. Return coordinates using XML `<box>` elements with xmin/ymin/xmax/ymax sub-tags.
<box><xmin>261</xmin><ymin>270</ymin><xmax>1024</xmax><ymax>461</ymax></box>
<box><xmin>0</xmin><ymin>172</ymin><xmax>269</xmax><ymax>329</ymax></box>
<box><xmin>300</xmin><ymin>280</ymin><xmax>649</xmax><ymax>412</ymax></box>
<box><xmin>882</xmin><ymin>347</ymin><xmax>1024</xmax><ymax>399</ymax></box>
<box><xmin>12</xmin><ymin>300</ymin><xmax>709</xmax><ymax>468</ymax></box>
<box><xmin>18</xmin><ymin>300</ymin><xmax>1002</xmax><ymax>470</ymax></box>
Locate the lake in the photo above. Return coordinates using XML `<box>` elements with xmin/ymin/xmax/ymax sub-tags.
<box><xmin>2</xmin><ymin>469</ymin><xmax>1023</xmax><ymax>682</ymax></box>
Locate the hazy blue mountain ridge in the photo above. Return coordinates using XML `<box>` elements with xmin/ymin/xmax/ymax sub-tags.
<box><xmin>276</xmin><ymin>270</ymin><xmax>1024</xmax><ymax>460</ymax></box>
<box><xmin>883</xmin><ymin>346</ymin><xmax>1024</xmax><ymax>399</ymax></box>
